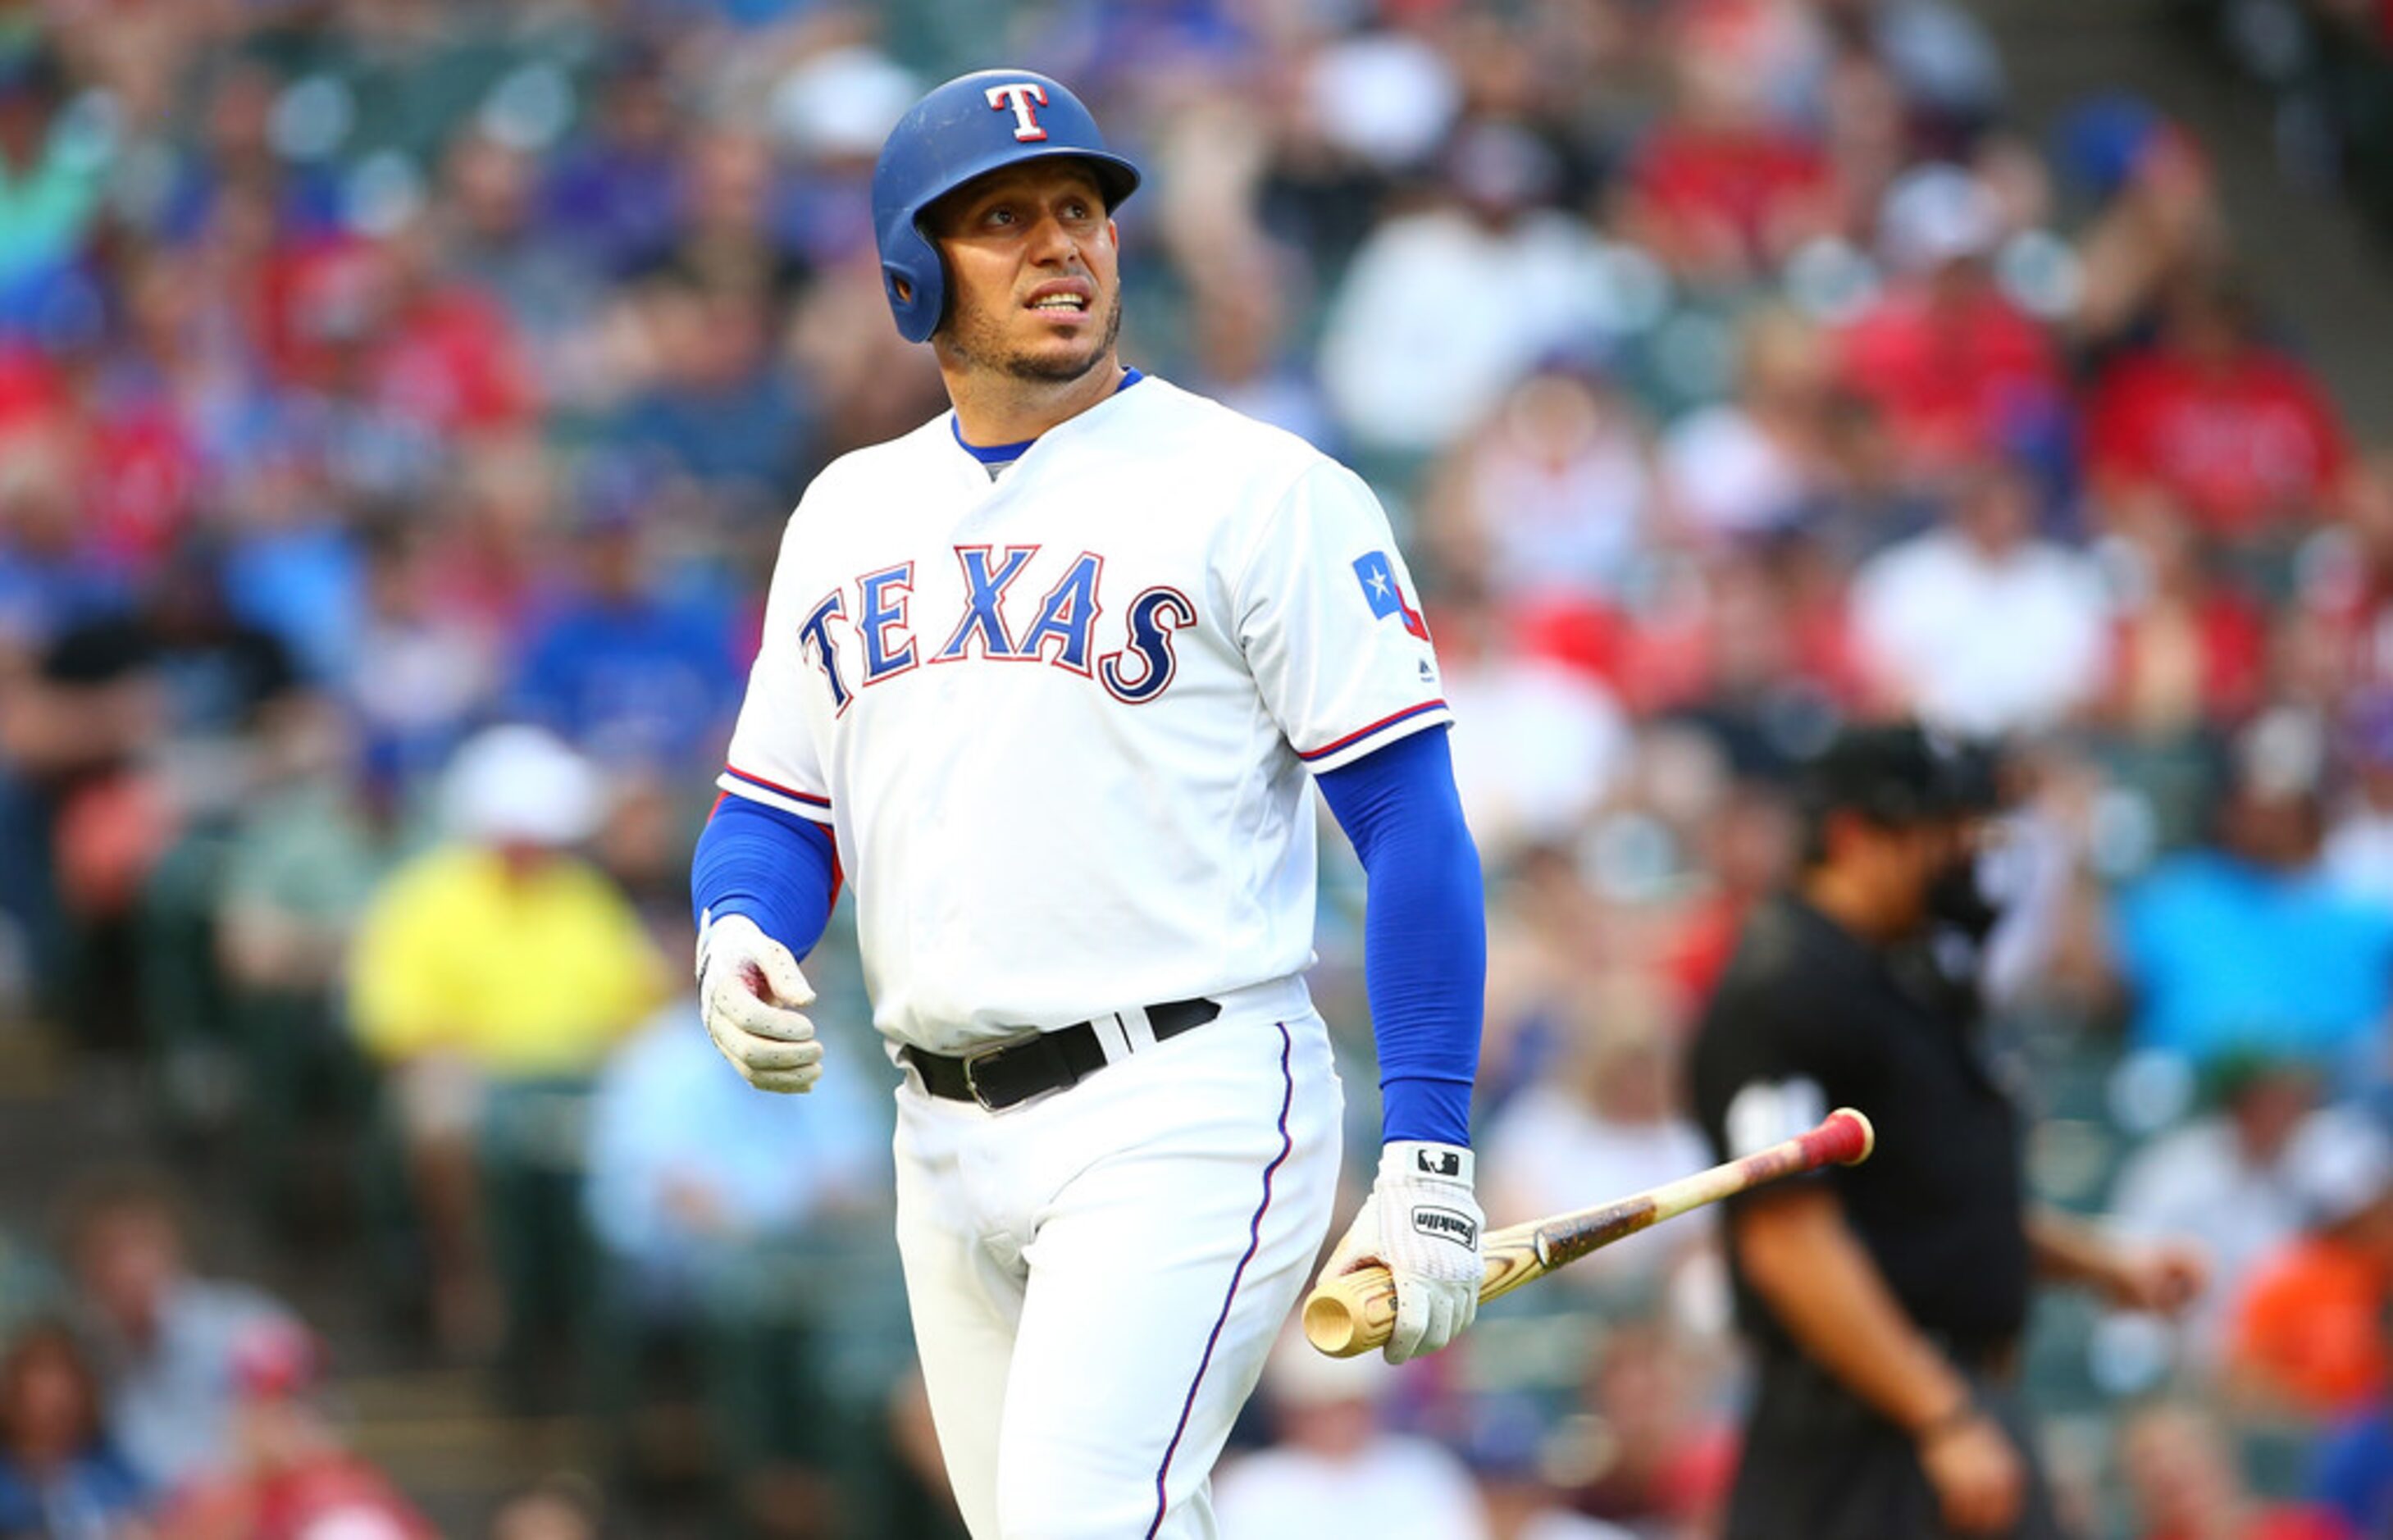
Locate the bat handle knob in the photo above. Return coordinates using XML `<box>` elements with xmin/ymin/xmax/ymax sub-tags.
<box><xmin>1301</xmin><ymin>1268</ymin><xmax>1396</xmax><ymax>1358</ymax></box>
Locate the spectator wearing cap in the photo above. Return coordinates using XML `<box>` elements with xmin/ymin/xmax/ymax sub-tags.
<box><xmin>1688</xmin><ymin>721</ymin><xmax>2203</xmax><ymax>1539</ymax></box>
<box><xmin>1848</xmin><ymin>454</ymin><xmax>2111</xmax><ymax>738</ymax></box>
<box><xmin>2108</xmin><ymin>710</ymin><xmax>2393</xmax><ymax>1073</ymax></box>
<box><xmin>1836</xmin><ymin>163</ymin><xmax>2064</xmax><ymax>481</ymax></box>
<box><xmin>59</xmin><ymin>1169</ymin><xmax>302</xmax><ymax>1491</ymax></box>
<box><xmin>0</xmin><ymin>1317</ymin><xmax>148</xmax><ymax>1539</ymax></box>
<box><xmin>1211</xmin><ymin>1333</ymin><xmax>1491</xmax><ymax>1540</ymax></box>
<box><xmin>1462</xmin><ymin>1392</ymin><xmax>1636</xmax><ymax>1540</ymax></box>
<box><xmin>153</xmin><ymin>1319</ymin><xmax>436</xmax><ymax>1540</ymax></box>
<box><xmin>2054</xmin><ymin>98</ymin><xmax>2225</xmax><ymax>353</ymax></box>
<box><xmin>2228</xmin><ymin>1108</ymin><xmax>2393</xmax><ymax>1415</ymax></box>
<box><xmin>347</xmin><ymin>723</ymin><xmax>668</xmax><ymax>1359</ymax></box>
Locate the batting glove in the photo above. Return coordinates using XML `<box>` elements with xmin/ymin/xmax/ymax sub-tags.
<box><xmin>1325</xmin><ymin>1140</ymin><xmax>1486</xmax><ymax>1363</ymax></box>
<box><xmin>696</xmin><ymin>913</ymin><xmax>823</xmax><ymax>1093</ymax></box>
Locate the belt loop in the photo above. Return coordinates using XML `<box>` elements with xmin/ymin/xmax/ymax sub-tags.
<box><xmin>1116</xmin><ymin>1005</ymin><xmax>1156</xmax><ymax>1057</ymax></box>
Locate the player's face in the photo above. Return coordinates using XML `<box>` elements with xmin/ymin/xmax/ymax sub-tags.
<box><xmin>930</xmin><ymin>162</ymin><xmax>1122</xmax><ymax>384</ymax></box>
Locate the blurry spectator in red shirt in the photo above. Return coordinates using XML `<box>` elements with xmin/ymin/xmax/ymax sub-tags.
<box><xmin>2099</xmin><ymin>496</ymin><xmax>2271</xmax><ymax>741</ymax></box>
<box><xmin>268</xmin><ymin>223</ymin><xmax>537</xmax><ymax>445</ymax></box>
<box><xmin>155</xmin><ymin>1320</ymin><xmax>435</xmax><ymax>1540</ymax></box>
<box><xmin>1565</xmin><ymin>1320</ymin><xmax>1739</xmax><ymax>1533</ymax></box>
<box><xmin>1837</xmin><ymin>163</ymin><xmax>2064</xmax><ymax>480</ymax></box>
<box><xmin>1621</xmin><ymin>0</ymin><xmax>1843</xmax><ymax>285</ymax></box>
<box><xmin>2119</xmin><ymin>1400</ymin><xmax>2350</xmax><ymax>1540</ymax></box>
<box><xmin>2088</xmin><ymin>276</ymin><xmax>2350</xmax><ymax>543</ymax></box>
<box><xmin>2302</xmin><ymin>449</ymin><xmax>2393</xmax><ymax>696</ymax></box>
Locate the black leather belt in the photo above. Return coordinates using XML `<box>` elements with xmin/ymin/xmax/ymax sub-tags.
<box><xmin>904</xmin><ymin>998</ymin><xmax>1220</xmax><ymax>1110</ymax></box>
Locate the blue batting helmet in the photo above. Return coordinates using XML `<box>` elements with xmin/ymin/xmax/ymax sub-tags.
<box><xmin>871</xmin><ymin>69</ymin><xmax>1142</xmax><ymax>344</ymax></box>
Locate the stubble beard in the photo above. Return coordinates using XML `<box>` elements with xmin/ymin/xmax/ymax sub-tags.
<box><xmin>945</xmin><ymin>285</ymin><xmax>1124</xmax><ymax>384</ymax></box>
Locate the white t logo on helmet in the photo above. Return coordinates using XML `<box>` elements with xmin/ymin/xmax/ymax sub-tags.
<box><xmin>985</xmin><ymin>81</ymin><xmax>1051</xmax><ymax>142</ymax></box>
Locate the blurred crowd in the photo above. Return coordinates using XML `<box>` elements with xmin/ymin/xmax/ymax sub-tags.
<box><xmin>0</xmin><ymin>0</ymin><xmax>2389</xmax><ymax>1536</ymax></box>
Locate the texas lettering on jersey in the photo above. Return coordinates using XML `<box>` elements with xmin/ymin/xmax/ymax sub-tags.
<box><xmin>798</xmin><ymin>545</ymin><xmax>1197</xmax><ymax>710</ymax></box>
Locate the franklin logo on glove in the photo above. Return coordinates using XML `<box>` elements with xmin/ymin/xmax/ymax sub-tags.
<box><xmin>1412</xmin><ymin>1208</ymin><xmax>1477</xmax><ymax>1245</ymax></box>
<box><xmin>1326</xmin><ymin>1139</ymin><xmax>1488</xmax><ymax>1363</ymax></box>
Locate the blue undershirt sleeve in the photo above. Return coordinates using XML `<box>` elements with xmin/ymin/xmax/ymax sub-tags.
<box><xmin>690</xmin><ymin>795</ymin><xmax>839</xmax><ymax>962</ymax></box>
<box><xmin>1314</xmin><ymin>725</ymin><xmax>1485</xmax><ymax>1147</ymax></box>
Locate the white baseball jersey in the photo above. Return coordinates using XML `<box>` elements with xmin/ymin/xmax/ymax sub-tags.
<box><xmin>718</xmin><ymin>375</ymin><xmax>1448</xmax><ymax>1053</ymax></box>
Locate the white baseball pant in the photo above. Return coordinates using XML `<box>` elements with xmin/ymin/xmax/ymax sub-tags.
<box><xmin>891</xmin><ymin>978</ymin><xmax>1342</xmax><ymax>1539</ymax></box>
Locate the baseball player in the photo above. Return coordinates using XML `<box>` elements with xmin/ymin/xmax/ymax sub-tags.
<box><xmin>687</xmin><ymin>70</ymin><xmax>1489</xmax><ymax>1539</ymax></box>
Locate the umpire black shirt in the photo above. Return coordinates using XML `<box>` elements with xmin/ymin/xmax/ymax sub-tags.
<box><xmin>1688</xmin><ymin>892</ymin><xmax>2031</xmax><ymax>1362</ymax></box>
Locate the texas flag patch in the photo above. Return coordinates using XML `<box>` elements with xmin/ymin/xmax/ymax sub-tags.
<box><xmin>1353</xmin><ymin>551</ymin><xmax>1430</xmax><ymax>641</ymax></box>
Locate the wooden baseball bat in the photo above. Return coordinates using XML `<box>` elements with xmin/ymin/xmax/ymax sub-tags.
<box><xmin>1302</xmin><ymin>1106</ymin><xmax>1876</xmax><ymax>1357</ymax></box>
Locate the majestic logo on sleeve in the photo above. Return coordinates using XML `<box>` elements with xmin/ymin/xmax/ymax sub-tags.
<box><xmin>800</xmin><ymin>546</ymin><xmax>1193</xmax><ymax>711</ymax></box>
<box><xmin>1353</xmin><ymin>551</ymin><xmax>1430</xmax><ymax>640</ymax></box>
<box><xmin>985</xmin><ymin>82</ymin><xmax>1051</xmax><ymax>141</ymax></box>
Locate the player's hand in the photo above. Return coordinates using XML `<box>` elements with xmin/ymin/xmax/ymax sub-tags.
<box><xmin>696</xmin><ymin>913</ymin><xmax>823</xmax><ymax>1093</ymax></box>
<box><xmin>1917</xmin><ymin>1406</ymin><xmax>2025</xmax><ymax>1535</ymax></box>
<box><xmin>2100</xmin><ymin>1240</ymin><xmax>2208</xmax><ymax>1316</ymax></box>
<box><xmin>1324</xmin><ymin>1140</ymin><xmax>1485</xmax><ymax>1364</ymax></box>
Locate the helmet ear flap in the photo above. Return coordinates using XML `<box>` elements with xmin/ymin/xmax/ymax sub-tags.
<box><xmin>881</xmin><ymin>220</ymin><xmax>946</xmax><ymax>344</ymax></box>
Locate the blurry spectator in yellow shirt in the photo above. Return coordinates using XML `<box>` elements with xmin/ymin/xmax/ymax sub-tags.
<box><xmin>348</xmin><ymin>723</ymin><xmax>666</xmax><ymax>1363</ymax></box>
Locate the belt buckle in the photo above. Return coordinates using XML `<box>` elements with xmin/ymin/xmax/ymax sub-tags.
<box><xmin>959</xmin><ymin>1041</ymin><xmax>1014</xmax><ymax>1111</ymax></box>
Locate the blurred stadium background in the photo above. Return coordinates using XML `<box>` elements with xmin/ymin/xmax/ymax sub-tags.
<box><xmin>2</xmin><ymin>0</ymin><xmax>2393</xmax><ymax>1535</ymax></box>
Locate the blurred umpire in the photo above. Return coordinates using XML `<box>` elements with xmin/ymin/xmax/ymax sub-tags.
<box><xmin>1689</xmin><ymin>722</ymin><xmax>2204</xmax><ymax>1538</ymax></box>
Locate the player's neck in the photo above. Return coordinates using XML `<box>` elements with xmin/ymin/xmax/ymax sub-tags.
<box><xmin>1800</xmin><ymin>866</ymin><xmax>1906</xmax><ymax>945</ymax></box>
<box><xmin>943</xmin><ymin>354</ymin><xmax>1127</xmax><ymax>449</ymax></box>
